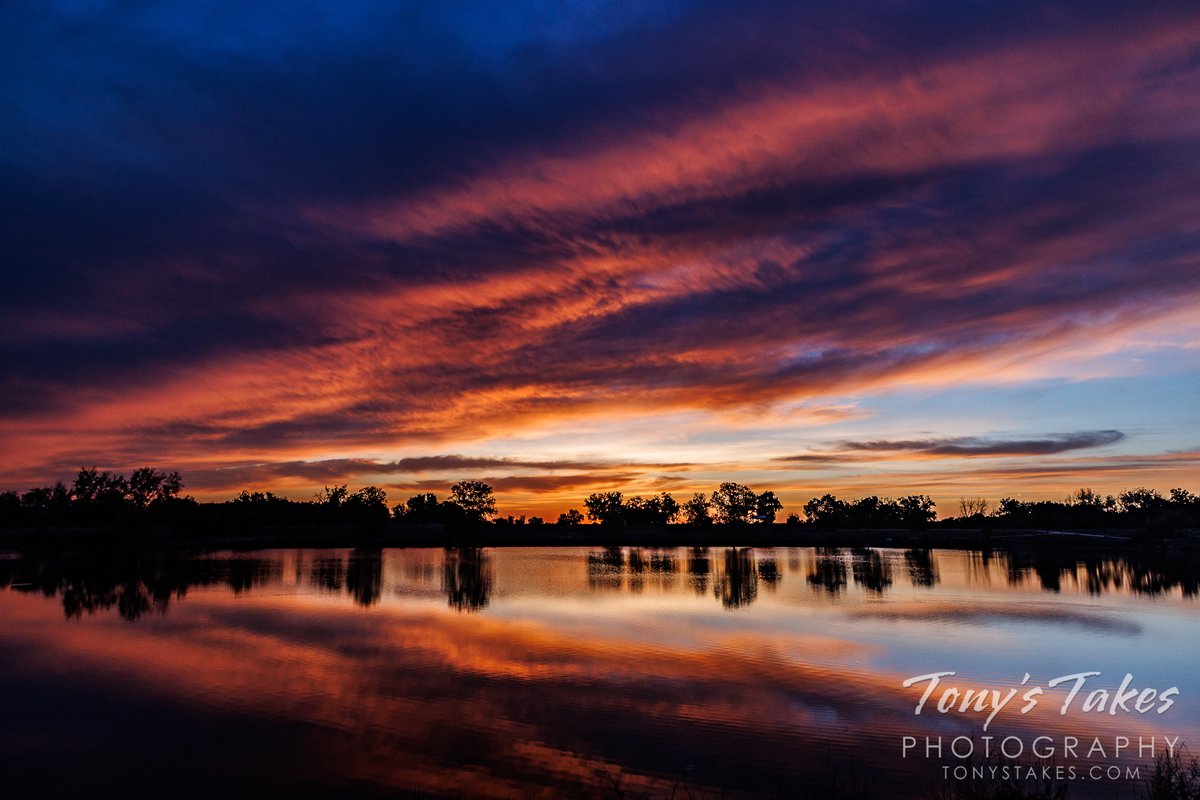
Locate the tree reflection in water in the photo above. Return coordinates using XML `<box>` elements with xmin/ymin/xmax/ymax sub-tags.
<box><xmin>310</xmin><ymin>557</ymin><xmax>346</xmax><ymax>593</ymax></box>
<box><xmin>1</xmin><ymin>546</ymin><xmax>1197</xmax><ymax>621</ymax></box>
<box><xmin>442</xmin><ymin>547</ymin><xmax>493</xmax><ymax>612</ymax></box>
<box><xmin>1002</xmin><ymin>550</ymin><xmax>1200</xmax><ymax>597</ymax></box>
<box><xmin>714</xmin><ymin>547</ymin><xmax>757</xmax><ymax>608</ymax></box>
<box><xmin>346</xmin><ymin>547</ymin><xmax>383</xmax><ymax>607</ymax></box>
<box><xmin>0</xmin><ymin>550</ymin><xmax>280</xmax><ymax>621</ymax></box>
<box><xmin>904</xmin><ymin>549</ymin><xmax>937</xmax><ymax>588</ymax></box>
<box><xmin>758</xmin><ymin>555</ymin><xmax>781</xmax><ymax>592</ymax></box>
<box><xmin>807</xmin><ymin>548</ymin><xmax>848</xmax><ymax>595</ymax></box>
<box><xmin>850</xmin><ymin>547</ymin><xmax>893</xmax><ymax>594</ymax></box>
<box><xmin>687</xmin><ymin>547</ymin><xmax>710</xmax><ymax>595</ymax></box>
<box><xmin>586</xmin><ymin>546</ymin><xmax>624</xmax><ymax>592</ymax></box>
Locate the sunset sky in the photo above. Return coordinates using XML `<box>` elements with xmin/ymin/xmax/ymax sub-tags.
<box><xmin>2</xmin><ymin>1</ymin><xmax>1198</xmax><ymax>516</ymax></box>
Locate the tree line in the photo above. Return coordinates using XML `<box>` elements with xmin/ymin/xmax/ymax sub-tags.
<box><xmin>1</xmin><ymin>467</ymin><xmax>1198</xmax><ymax>533</ymax></box>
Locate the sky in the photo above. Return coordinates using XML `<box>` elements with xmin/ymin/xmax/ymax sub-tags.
<box><xmin>2</xmin><ymin>0</ymin><xmax>1198</xmax><ymax>517</ymax></box>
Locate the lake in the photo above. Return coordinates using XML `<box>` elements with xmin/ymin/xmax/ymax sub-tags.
<box><xmin>1</xmin><ymin>546</ymin><xmax>1197</xmax><ymax>798</ymax></box>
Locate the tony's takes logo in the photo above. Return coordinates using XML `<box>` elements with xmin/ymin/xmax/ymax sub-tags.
<box><xmin>902</xmin><ymin>671</ymin><xmax>1179</xmax><ymax>730</ymax></box>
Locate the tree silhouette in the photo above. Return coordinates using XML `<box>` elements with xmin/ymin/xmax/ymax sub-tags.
<box><xmin>584</xmin><ymin>491</ymin><xmax>624</xmax><ymax>525</ymax></box>
<box><xmin>556</xmin><ymin>508</ymin><xmax>584</xmax><ymax>526</ymax></box>
<box><xmin>128</xmin><ymin>467</ymin><xmax>183</xmax><ymax>508</ymax></box>
<box><xmin>958</xmin><ymin>497</ymin><xmax>990</xmax><ymax>518</ymax></box>
<box><xmin>803</xmin><ymin>494</ymin><xmax>848</xmax><ymax>527</ymax></box>
<box><xmin>898</xmin><ymin>495</ymin><xmax>936</xmax><ymax>530</ymax></box>
<box><xmin>623</xmin><ymin>493</ymin><xmax>680</xmax><ymax>525</ymax></box>
<box><xmin>343</xmin><ymin>486</ymin><xmax>389</xmax><ymax>527</ymax></box>
<box><xmin>711</xmin><ymin>482</ymin><xmax>757</xmax><ymax>525</ymax></box>
<box><xmin>449</xmin><ymin>480</ymin><xmax>496</xmax><ymax>523</ymax></box>
<box><xmin>754</xmin><ymin>490</ymin><xmax>782</xmax><ymax>524</ymax></box>
<box><xmin>315</xmin><ymin>484</ymin><xmax>348</xmax><ymax>506</ymax></box>
<box><xmin>682</xmin><ymin>493</ymin><xmax>712</xmax><ymax>525</ymax></box>
<box><xmin>5</xmin><ymin>465</ymin><xmax>1200</xmax><ymax>536</ymax></box>
<box><xmin>395</xmin><ymin>492</ymin><xmax>439</xmax><ymax>522</ymax></box>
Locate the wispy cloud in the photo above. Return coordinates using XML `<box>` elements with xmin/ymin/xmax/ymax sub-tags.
<box><xmin>832</xmin><ymin>430</ymin><xmax>1126</xmax><ymax>457</ymax></box>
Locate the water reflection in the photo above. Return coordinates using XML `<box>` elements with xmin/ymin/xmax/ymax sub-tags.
<box><xmin>850</xmin><ymin>547</ymin><xmax>893</xmax><ymax>594</ymax></box>
<box><xmin>904</xmin><ymin>548</ymin><xmax>938</xmax><ymax>588</ymax></box>
<box><xmin>0</xmin><ymin>546</ymin><xmax>1198</xmax><ymax>799</ymax></box>
<box><xmin>347</xmin><ymin>547</ymin><xmax>383</xmax><ymax>607</ymax></box>
<box><xmin>714</xmin><ymin>547</ymin><xmax>758</xmax><ymax>608</ymax></box>
<box><xmin>442</xmin><ymin>547</ymin><xmax>492</xmax><ymax>612</ymax></box>
<box><xmin>687</xmin><ymin>546</ymin><xmax>710</xmax><ymax>595</ymax></box>
<box><xmin>0</xmin><ymin>547</ymin><xmax>1198</xmax><ymax>623</ymax></box>
<box><xmin>808</xmin><ymin>548</ymin><xmax>849</xmax><ymax>595</ymax></box>
<box><xmin>0</xmin><ymin>550</ymin><xmax>280</xmax><ymax>620</ymax></box>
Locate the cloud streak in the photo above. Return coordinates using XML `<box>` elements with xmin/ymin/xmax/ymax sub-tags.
<box><xmin>833</xmin><ymin>430</ymin><xmax>1126</xmax><ymax>457</ymax></box>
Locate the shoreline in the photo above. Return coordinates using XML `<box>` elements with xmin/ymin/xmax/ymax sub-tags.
<box><xmin>1</xmin><ymin>524</ymin><xmax>1197</xmax><ymax>553</ymax></box>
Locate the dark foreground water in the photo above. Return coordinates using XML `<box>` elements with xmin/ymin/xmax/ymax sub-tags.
<box><xmin>0</xmin><ymin>546</ymin><xmax>1197</xmax><ymax>799</ymax></box>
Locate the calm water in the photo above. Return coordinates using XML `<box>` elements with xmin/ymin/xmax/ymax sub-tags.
<box><xmin>1</xmin><ymin>546</ymin><xmax>1197</xmax><ymax>798</ymax></box>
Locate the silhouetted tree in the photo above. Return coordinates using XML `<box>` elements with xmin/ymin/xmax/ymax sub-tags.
<box><xmin>623</xmin><ymin>493</ymin><xmax>680</xmax><ymax>525</ymax></box>
<box><xmin>1142</xmin><ymin>750</ymin><xmax>1200</xmax><ymax>800</ymax></box>
<box><xmin>1119</xmin><ymin>487</ymin><xmax>1166</xmax><ymax>514</ymax></box>
<box><xmin>996</xmin><ymin>497</ymin><xmax>1029</xmax><ymax>528</ymax></box>
<box><xmin>234</xmin><ymin>490</ymin><xmax>282</xmax><ymax>504</ymax></box>
<box><xmin>17</xmin><ymin>481</ymin><xmax>70</xmax><ymax>525</ymax></box>
<box><xmin>73</xmin><ymin>467</ymin><xmax>130</xmax><ymax>506</ymax></box>
<box><xmin>1067</xmin><ymin>488</ymin><xmax>1111</xmax><ymax>510</ymax></box>
<box><xmin>711</xmin><ymin>482</ymin><xmax>757</xmax><ymax>525</ymax></box>
<box><xmin>315</xmin><ymin>484</ymin><xmax>349</xmax><ymax>507</ymax></box>
<box><xmin>396</xmin><ymin>492</ymin><xmax>439</xmax><ymax>523</ymax></box>
<box><xmin>804</xmin><ymin>494</ymin><xmax>850</xmax><ymax>528</ymax></box>
<box><xmin>1170</xmin><ymin>487</ymin><xmax>1198</xmax><ymax>507</ymax></box>
<box><xmin>682</xmin><ymin>493</ymin><xmax>712</xmax><ymax>526</ymax></box>
<box><xmin>449</xmin><ymin>480</ymin><xmax>496</xmax><ymax>523</ymax></box>
<box><xmin>344</xmin><ymin>486</ymin><xmax>389</xmax><ymax>528</ymax></box>
<box><xmin>128</xmin><ymin>467</ymin><xmax>183</xmax><ymax>508</ymax></box>
<box><xmin>958</xmin><ymin>497</ymin><xmax>990</xmax><ymax>518</ymax></box>
<box><xmin>802</xmin><ymin>493</ymin><xmax>935</xmax><ymax>529</ymax></box>
<box><xmin>898</xmin><ymin>495</ymin><xmax>936</xmax><ymax>530</ymax></box>
<box><xmin>5</xmin><ymin>466</ymin><xmax>1199</xmax><ymax>537</ymax></box>
<box><xmin>584</xmin><ymin>491</ymin><xmax>624</xmax><ymax>525</ymax></box>
<box><xmin>754</xmin><ymin>490</ymin><xmax>782</xmax><ymax>524</ymax></box>
<box><xmin>556</xmin><ymin>508</ymin><xmax>584</xmax><ymax>526</ymax></box>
